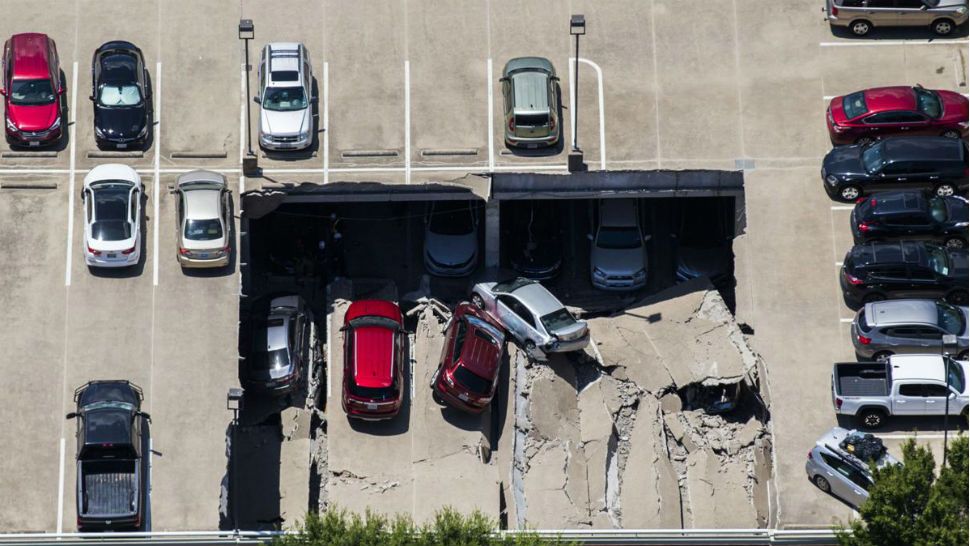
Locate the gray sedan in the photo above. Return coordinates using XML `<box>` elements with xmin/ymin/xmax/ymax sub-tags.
<box><xmin>471</xmin><ymin>278</ymin><xmax>588</xmax><ymax>358</ymax></box>
<box><xmin>851</xmin><ymin>299</ymin><xmax>969</xmax><ymax>361</ymax></box>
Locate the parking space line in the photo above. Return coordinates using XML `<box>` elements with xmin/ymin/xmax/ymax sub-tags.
<box><xmin>835</xmin><ymin>261</ymin><xmax>843</xmax><ymax>266</ymax></box>
<box><xmin>487</xmin><ymin>59</ymin><xmax>494</xmax><ymax>172</ymax></box>
<box><xmin>65</xmin><ymin>61</ymin><xmax>78</xmax><ymax>287</ymax></box>
<box><xmin>830</xmin><ymin>205</ymin><xmax>854</xmax><ymax>211</ymax></box>
<box><xmin>323</xmin><ymin>61</ymin><xmax>329</xmax><ymax>184</ymax></box>
<box><xmin>56</xmin><ymin>437</ymin><xmax>65</xmax><ymax>533</ymax></box>
<box><xmin>153</xmin><ymin>62</ymin><xmax>161</xmax><ymax>287</ymax></box>
<box><xmin>649</xmin><ymin>0</ymin><xmax>663</xmax><ymax>167</ymax></box>
<box><xmin>820</xmin><ymin>40</ymin><xmax>969</xmax><ymax>47</ymax></box>
<box><xmin>239</xmin><ymin>62</ymin><xmax>246</xmax><ymax>195</ymax></box>
<box><xmin>404</xmin><ymin>61</ymin><xmax>411</xmax><ymax>185</ymax></box>
<box><xmin>569</xmin><ymin>58</ymin><xmax>607</xmax><ymax>170</ymax></box>
<box><xmin>840</xmin><ymin>318</ymin><xmax>854</xmax><ymax>323</ymax></box>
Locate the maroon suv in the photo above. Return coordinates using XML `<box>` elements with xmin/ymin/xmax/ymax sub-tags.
<box><xmin>827</xmin><ymin>85</ymin><xmax>968</xmax><ymax>146</ymax></box>
<box><xmin>431</xmin><ymin>302</ymin><xmax>506</xmax><ymax>413</ymax></box>
<box><xmin>2</xmin><ymin>33</ymin><xmax>63</xmax><ymax>147</ymax></box>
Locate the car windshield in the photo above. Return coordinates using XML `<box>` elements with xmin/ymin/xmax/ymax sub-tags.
<box><xmin>947</xmin><ymin>360</ymin><xmax>966</xmax><ymax>394</ymax></box>
<box><xmin>862</xmin><ymin>144</ymin><xmax>885</xmax><ymax>174</ymax></box>
<box><xmin>253</xmin><ymin>347</ymin><xmax>290</xmax><ymax>371</ymax></box>
<box><xmin>184</xmin><ymin>218</ymin><xmax>223</xmax><ymax>241</ymax></box>
<box><xmin>597</xmin><ymin>227</ymin><xmax>641</xmax><ymax>249</ymax></box>
<box><xmin>516</xmin><ymin>113</ymin><xmax>550</xmax><ymax>126</ymax></box>
<box><xmin>540</xmin><ymin>308</ymin><xmax>576</xmax><ymax>333</ymax></box>
<box><xmin>928</xmin><ymin>197</ymin><xmax>948</xmax><ymax>223</ymax></box>
<box><xmin>10</xmin><ymin>79</ymin><xmax>56</xmax><ymax>106</ymax></box>
<box><xmin>262</xmin><ymin>86</ymin><xmax>307</xmax><ymax>111</ymax></box>
<box><xmin>454</xmin><ymin>365</ymin><xmax>491</xmax><ymax>395</ymax></box>
<box><xmin>913</xmin><ymin>87</ymin><xmax>942</xmax><ymax>119</ymax></box>
<box><xmin>842</xmin><ymin>92</ymin><xmax>868</xmax><ymax>120</ymax></box>
<box><xmin>927</xmin><ymin>246</ymin><xmax>950</xmax><ymax>276</ymax></box>
<box><xmin>98</xmin><ymin>84</ymin><xmax>141</xmax><ymax>107</ymax></box>
<box><xmin>937</xmin><ymin>302</ymin><xmax>965</xmax><ymax>335</ymax></box>
<box><xmin>429</xmin><ymin>202</ymin><xmax>474</xmax><ymax>235</ymax></box>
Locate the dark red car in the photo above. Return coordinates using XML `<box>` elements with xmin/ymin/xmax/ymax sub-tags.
<box><xmin>341</xmin><ymin>300</ymin><xmax>405</xmax><ymax>420</ymax></box>
<box><xmin>826</xmin><ymin>86</ymin><xmax>968</xmax><ymax>146</ymax></box>
<box><xmin>2</xmin><ymin>33</ymin><xmax>63</xmax><ymax>147</ymax></box>
<box><xmin>431</xmin><ymin>302</ymin><xmax>506</xmax><ymax>414</ymax></box>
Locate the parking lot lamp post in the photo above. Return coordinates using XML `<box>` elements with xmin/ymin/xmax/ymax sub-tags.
<box><xmin>238</xmin><ymin>20</ymin><xmax>256</xmax><ymax>172</ymax></box>
<box><xmin>570</xmin><ymin>15</ymin><xmax>585</xmax><ymax>152</ymax></box>
<box><xmin>226</xmin><ymin>388</ymin><xmax>244</xmax><ymax>534</ymax></box>
<box><xmin>941</xmin><ymin>335</ymin><xmax>957</xmax><ymax>467</ymax></box>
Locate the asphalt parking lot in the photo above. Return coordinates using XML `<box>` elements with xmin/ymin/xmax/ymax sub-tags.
<box><xmin>0</xmin><ymin>0</ymin><xmax>967</xmax><ymax>534</ymax></box>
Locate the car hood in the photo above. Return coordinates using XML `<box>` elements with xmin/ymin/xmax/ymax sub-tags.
<box><xmin>938</xmin><ymin>90</ymin><xmax>969</xmax><ymax>123</ymax></box>
<box><xmin>591</xmin><ymin>245</ymin><xmax>645</xmax><ymax>275</ymax></box>
<box><xmin>676</xmin><ymin>243</ymin><xmax>732</xmax><ymax>281</ymax></box>
<box><xmin>823</xmin><ymin>145</ymin><xmax>866</xmax><ymax>177</ymax></box>
<box><xmin>7</xmin><ymin>102</ymin><xmax>59</xmax><ymax>132</ymax></box>
<box><xmin>260</xmin><ymin>107</ymin><xmax>310</xmax><ymax>136</ymax></box>
<box><xmin>425</xmin><ymin>230</ymin><xmax>477</xmax><ymax>266</ymax></box>
<box><xmin>94</xmin><ymin>105</ymin><xmax>148</xmax><ymax>139</ymax></box>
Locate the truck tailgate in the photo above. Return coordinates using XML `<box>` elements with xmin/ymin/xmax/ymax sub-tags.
<box><xmin>80</xmin><ymin>461</ymin><xmax>138</xmax><ymax>517</ymax></box>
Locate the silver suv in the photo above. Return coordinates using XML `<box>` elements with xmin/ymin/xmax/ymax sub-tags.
<box><xmin>806</xmin><ymin>427</ymin><xmax>898</xmax><ymax>510</ymax></box>
<box><xmin>589</xmin><ymin>199</ymin><xmax>649</xmax><ymax>291</ymax></box>
<box><xmin>257</xmin><ymin>42</ymin><xmax>314</xmax><ymax>151</ymax></box>
<box><xmin>826</xmin><ymin>0</ymin><xmax>968</xmax><ymax>36</ymax></box>
<box><xmin>501</xmin><ymin>57</ymin><xmax>560</xmax><ymax>149</ymax></box>
<box><xmin>851</xmin><ymin>299</ymin><xmax>969</xmax><ymax>361</ymax></box>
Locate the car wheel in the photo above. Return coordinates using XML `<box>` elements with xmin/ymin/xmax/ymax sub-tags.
<box><xmin>859</xmin><ymin>408</ymin><xmax>885</xmax><ymax>429</ymax></box>
<box><xmin>958</xmin><ymin>351</ymin><xmax>968</xmax><ymax>361</ymax></box>
<box><xmin>471</xmin><ymin>293</ymin><xmax>485</xmax><ymax>309</ymax></box>
<box><xmin>840</xmin><ymin>185</ymin><xmax>863</xmax><ymax>202</ymax></box>
<box><xmin>932</xmin><ymin>18</ymin><xmax>954</xmax><ymax>36</ymax></box>
<box><xmin>524</xmin><ymin>339</ymin><xmax>537</xmax><ymax>354</ymax></box>
<box><xmin>814</xmin><ymin>475</ymin><xmax>831</xmax><ymax>493</ymax></box>
<box><xmin>944</xmin><ymin>237</ymin><xmax>966</xmax><ymax>250</ymax></box>
<box><xmin>863</xmin><ymin>293</ymin><xmax>886</xmax><ymax>304</ymax></box>
<box><xmin>855</xmin><ymin>136</ymin><xmax>875</xmax><ymax>147</ymax></box>
<box><xmin>935</xmin><ymin>183</ymin><xmax>956</xmax><ymax>197</ymax></box>
<box><xmin>850</xmin><ymin>20</ymin><xmax>871</xmax><ymax>36</ymax></box>
<box><xmin>949</xmin><ymin>291</ymin><xmax>969</xmax><ymax>306</ymax></box>
<box><xmin>942</xmin><ymin>129</ymin><xmax>962</xmax><ymax>139</ymax></box>
<box><xmin>873</xmin><ymin>351</ymin><xmax>893</xmax><ymax>362</ymax></box>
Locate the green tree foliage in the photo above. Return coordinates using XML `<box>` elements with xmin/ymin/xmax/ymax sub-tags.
<box><xmin>839</xmin><ymin>436</ymin><xmax>969</xmax><ymax>546</ymax></box>
<box><xmin>274</xmin><ymin>506</ymin><xmax>571</xmax><ymax>546</ymax></box>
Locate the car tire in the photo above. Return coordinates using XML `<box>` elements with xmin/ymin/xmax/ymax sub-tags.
<box><xmin>958</xmin><ymin>350</ymin><xmax>968</xmax><ymax>361</ymax></box>
<box><xmin>863</xmin><ymin>293</ymin><xmax>886</xmax><ymax>304</ymax></box>
<box><xmin>850</xmin><ymin>20</ymin><xmax>872</xmax><ymax>36</ymax></box>
<box><xmin>931</xmin><ymin>18</ymin><xmax>955</xmax><ymax>36</ymax></box>
<box><xmin>855</xmin><ymin>136</ymin><xmax>875</xmax><ymax>147</ymax></box>
<box><xmin>873</xmin><ymin>351</ymin><xmax>893</xmax><ymax>362</ymax></box>
<box><xmin>859</xmin><ymin>408</ymin><xmax>885</xmax><ymax>429</ymax></box>
<box><xmin>944</xmin><ymin>237</ymin><xmax>966</xmax><ymax>249</ymax></box>
<box><xmin>471</xmin><ymin>293</ymin><xmax>485</xmax><ymax>309</ymax></box>
<box><xmin>942</xmin><ymin>129</ymin><xmax>962</xmax><ymax>139</ymax></box>
<box><xmin>814</xmin><ymin>475</ymin><xmax>832</xmax><ymax>493</ymax></box>
<box><xmin>948</xmin><ymin>290</ymin><xmax>969</xmax><ymax>306</ymax></box>
<box><xmin>840</xmin><ymin>184</ymin><xmax>863</xmax><ymax>202</ymax></box>
<box><xmin>935</xmin><ymin>183</ymin><xmax>957</xmax><ymax>197</ymax></box>
<box><xmin>524</xmin><ymin>339</ymin><xmax>537</xmax><ymax>354</ymax></box>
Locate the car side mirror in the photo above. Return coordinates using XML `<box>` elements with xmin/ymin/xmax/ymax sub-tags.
<box><xmin>0</xmin><ymin>88</ymin><xmax>5</xmax><ymax>96</ymax></box>
<box><xmin>253</xmin><ymin>96</ymin><xmax>261</xmax><ymax>104</ymax></box>
<box><xmin>551</xmin><ymin>76</ymin><xmax>560</xmax><ymax>81</ymax></box>
<box><xmin>499</xmin><ymin>76</ymin><xmax>509</xmax><ymax>82</ymax></box>
<box><xmin>65</xmin><ymin>412</ymin><xmax>78</xmax><ymax>420</ymax></box>
<box><xmin>586</xmin><ymin>233</ymin><xmax>593</xmax><ymax>241</ymax></box>
<box><xmin>89</xmin><ymin>95</ymin><xmax>94</xmax><ymax>101</ymax></box>
<box><xmin>58</xmin><ymin>87</ymin><xmax>65</xmax><ymax>95</ymax></box>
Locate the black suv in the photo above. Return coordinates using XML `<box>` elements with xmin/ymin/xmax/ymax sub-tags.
<box><xmin>822</xmin><ymin>137</ymin><xmax>968</xmax><ymax>202</ymax></box>
<box><xmin>850</xmin><ymin>192</ymin><xmax>969</xmax><ymax>249</ymax></box>
<box><xmin>840</xmin><ymin>241</ymin><xmax>968</xmax><ymax>308</ymax></box>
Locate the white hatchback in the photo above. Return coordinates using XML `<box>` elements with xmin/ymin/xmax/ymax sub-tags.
<box><xmin>82</xmin><ymin>164</ymin><xmax>143</xmax><ymax>268</ymax></box>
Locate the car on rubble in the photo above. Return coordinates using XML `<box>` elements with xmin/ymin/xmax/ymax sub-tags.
<box><xmin>175</xmin><ymin>170</ymin><xmax>232</xmax><ymax>268</ymax></box>
<box><xmin>851</xmin><ymin>299</ymin><xmax>969</xmax><ymax>361</ymax></box>
<box><xmin>825</xmin><ymin>86</ymin><xmax>968</xmax><ymax>146</ymax></box>
<box><xmin>806</xmin><ymin>427</ymin><xmax>899</xmax><ymax>509</ymax></box>
<box><xmin>470</xmin><ymin>277</ymin><xmax>588</xmax><ymax>358</ymax></box>
<box><xmin>850</xmin><ymin>191</ymin><xmax>969</xmax><ymax>249</ymax></box>
<box><xmin>342</xmin><ymin>300</ymin><xmax>406</xmax><ymax>420</ymax></box>
<box><xmin>242</xmin><ymin>295</ymin><xmax>313</xmax><ymax>395</ymax></box>
<box><xmin>431</xmin><ymin>302</ymin><xmax>506</xmax><ymax>413</ymax></box>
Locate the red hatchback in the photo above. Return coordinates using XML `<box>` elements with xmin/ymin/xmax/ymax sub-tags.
<box><xmin>2</xmin><ymin>33</ymin><xmax>63</xmax><ymax>147</ymax></box>
<box><xmin>827</xmin><ymin>85</ymin><xmax>968</xmax><ymax>146</ymax></box>
<box><xmin>341</xmin><ymin>300</ymin><xmax>405</xmax><ymax>420</ymax></box>
<box><xmin>431</xmin><ymin>302</ymin><xmax>506</xmax><ymax>414</ymax></box>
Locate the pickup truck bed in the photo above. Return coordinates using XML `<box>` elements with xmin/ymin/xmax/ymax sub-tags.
<box><xmin>834</xmin><ymin>363</ymin><xmax>890</xmax><ymax>397</ymax></box>
<box><xmin>80</xmin><ymin>460</ymin><xmax>138</xmax><ymax>517</ymax></box>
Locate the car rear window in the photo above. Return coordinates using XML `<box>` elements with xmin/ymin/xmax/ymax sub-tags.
<box><xmin>540</xmin><ymin>308</ymin><xmax>576</xmax><ymax>333</ymax></box>
<box><xmin>857</xmin><ymin>310</ymin><xmax>872</xmax><ymax>333</ymax></box>
<box><xmin>454</xmin><ymin>365</ymin><xmax>491</xmax><ymax>395</ymax></box>
<box><xmin>515</xmin><ymin>113</ymin><xmax>550</xmax><ymax>126</ymax></box>
<box><xmin>272</xmin><ymin>70</ymin><xmax>299</xmax><ymax>82</ymax></box>
<box><xmin>348</xmin><ymin>383</ymin><xmax>398</xmax><ymax>401</ymax></box>
<box><xmin>842</xmin><ymin>92</ymin><xmax>868</xmax><ymax>120</ymax></box>
<box><xmin>184</xmin><ymin>218</ymin><xmax>223</xmax><ymax>241</ymax></box>
<box><xmin>252</xmin><ymin>347</ymin><xmax>289</xmax><ymax>371</ymax></box>
<box><xmin>91</xmin><ymin>220</ymin><xmax>131</xmax><ymax>241</ymax></box>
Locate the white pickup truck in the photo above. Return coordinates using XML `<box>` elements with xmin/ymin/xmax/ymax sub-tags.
<box><xmin>832</xmin><ymin>354</ymin><xmax>969</xmax><ymax>429</ymax></box>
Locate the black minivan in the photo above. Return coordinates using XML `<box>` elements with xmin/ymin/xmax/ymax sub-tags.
<box><xmin>840</xmin><ymin>240</ymin><xmax>968</xmax><ymax>309</ymax></box>
<box><xmin>822</xmin><ymin>137</ymin><xmax>968</xmax><ymax>202</ymax></box>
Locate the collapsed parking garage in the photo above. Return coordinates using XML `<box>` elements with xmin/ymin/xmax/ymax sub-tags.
<box><xmin>226</xmin><ymin>169</ymin><xmax>768</xmax><ymax>530</ymax></box>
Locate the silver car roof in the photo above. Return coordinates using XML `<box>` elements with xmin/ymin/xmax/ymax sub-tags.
<box><xmin>510</xmin><ymin>282</ymin><xmax>563</xmax><ymax>317</ymax></box>
<box><xmin>865</xmin><ymin>299</ymin><xmax>938</xmax><ymax>327</ymax></box>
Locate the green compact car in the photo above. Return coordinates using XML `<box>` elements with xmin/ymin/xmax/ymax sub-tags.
<box><xmin>501</xmin><ymin>57</ymin><xmax>561</xmax><ymax>149</ymax></box>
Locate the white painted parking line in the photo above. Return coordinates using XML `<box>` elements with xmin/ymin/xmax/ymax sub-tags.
<box><xmin>323</xmin><ymin>61</ymin><xmax>329</xmax><ymax>185</ymax></box>
<box><xmin>65</xmin><ymin>62</ymin><xmax>78</xmax><ymax>287</ymax></box>
<box><xmin>820</xmin><ymin>40</ymin><xmax>969</xmax><ymax>47</ymax></box>
<box><xmin>153</xmin><ymin>62</ymin><xmax>161</xmax><ymax>287</ymax></box>
<box><xmin>487</xmin><ymin>58</ymin><xmax>495</xmax><ymax>173</ymax></box>
<box><xmin>840</xmin><ymin>318</ymin><xmax>854</xmax><ymax>323</ymax></box>
<box><xmin>404</xmin><ymin>61</ymin><xmax>411</xmax><ymax>185</ymax></box>
<box><xmin>56</xmin><ymin>437</ymin><xmax>65</xmax><ymax>534</ymax></box>
<box><xmin>830</xmin><ymin>205</ymin><xmax>854</xmax><ymax>211</ymax></box>
<box><xmin>649</xmin><ymin>0</ymin><xmax>663</xmax><ymax>167</ymax></box>
<box><xmin>239</xmin><ymin>62</ymin><xmax>246</xmax><ymax>195</ymax></box>
<box><xmin>835</xmin><ymin>261</ymin><xmax>843</xmax><ymax>266</ymax></box>
<box><xmin>569</xmin><ymin>58</ymin><xmax>607</xmax><ymax>170</ymax></box>
<box><xmin>876</xmin><ymin>433</ymin><xmax>949</xmax><ymax>440</ymax></box>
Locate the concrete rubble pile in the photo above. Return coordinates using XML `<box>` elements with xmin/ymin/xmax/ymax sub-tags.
<box><xmin>509</xmin><ymin>278</ymin><xmax>773</xmax><ymax>529</ymax></box>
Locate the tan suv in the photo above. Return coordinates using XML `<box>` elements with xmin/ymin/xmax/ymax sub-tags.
<box><xmin>826</xmin><ymin>0</ymin><xmax>968</xmax><ymax>36</ymax></box>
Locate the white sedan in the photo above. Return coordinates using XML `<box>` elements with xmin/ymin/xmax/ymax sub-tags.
<box><xmin>175</xmin><ymin>170</ymin><xmax>231</xmax><ymax>268</ymax></box>
<box><xmin>82</xmin><ymin>164</ymin><xmax>143</xmax><ymax>268</ymax></box>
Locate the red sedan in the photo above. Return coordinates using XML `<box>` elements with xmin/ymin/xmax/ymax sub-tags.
<box><xmin>2</xmin><ymin>33</ymin><xmax>64</xmax><ymax>147</ymax></box>
<box><xmin>341</xmin><ymin>300</ymin><xmax>405</xmax><ymax>420</ymax></box>
<box><xmin>826</xmin><ymin>86</ymin><xmax>968</xmax><ymax>146</ymax></box>
<box><xmin>431</xmin><ymin>302</ymin><xmax>505</xmax><ymax>414</ymax></box>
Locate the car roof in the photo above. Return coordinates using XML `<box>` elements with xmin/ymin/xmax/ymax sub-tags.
<box><xmin>184</xmin><ymin>188</ymin><xmax>222</xmax><ymax>220</ymax></box>
<box><xmin>346</xmin><ymin>300</ymin><xmax>402</xmax><ymax>389</ymax></box>
<box><xmin>455</xmin><ymin>306</ymin><xmax>504</xmax><ymax>376</ymax></box>
<box><xmin>511</xmin><ymin>71</ymin><xmax>550</xmax><ymax>113</ymax></box>
<box><xmin>862</xmin><ymin>191</ymin><xmax>927</xmax><ymax>216</ymax></box>
<box><xmin>510</xmin><ymin>282</ymin><xmax>563</xmax><ymax>317</ymax></box>
<box><xmin>9</xmin><ymin>33</ymin><xmax>52</xmax><ymax>79</ymax></box>
<box><xmin>880</xmin><ymin>137</ymin><xmax>966</xmax><ymax>163</ymax></box>
<box><xmin>866</xmin><ymin>299</ymin><xmax>938</xmax><ymax>327</ymax></box>
<box><xmin>266</xmin><ymin>43</ymin><xmax>302</xmax><ymax>84</ymax></box>
<box><xmin>889</xmin><ymin>354</ymin><xmax>947</xmax><ymax>383</ymax></box>
<box><xmin>862</xmin><ymin>86</ymin><xmax>917</xmax><ymax>113</ymax></box>
<box><xmin>599</xmin><ymin>199</ymin><xmax>638</xmax><ymax>227</ymax></box>
<box><xmin>848</xmin><ymin>241</ymin><xmax>926</xmax><ymax>267</ymax></box>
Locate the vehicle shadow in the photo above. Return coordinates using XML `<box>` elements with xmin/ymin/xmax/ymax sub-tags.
<box><xmin>87</xmin><ymin>191</ymin><xmax>149</xmax><ymax>278</ymax></box>
<box><xmin>220</xmin><ymin>401</ymin><xmax>283</xmax><ymax>531</ymax></box>
<box><xmin>829</xmin><ymin>23</ymin><xmax>969</xmax><ymax>40</ymax></box>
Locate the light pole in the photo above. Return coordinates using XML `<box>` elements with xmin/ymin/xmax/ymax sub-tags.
<box><xmin>226</xmin><ymin>387</ymin><xmax>244</xmax><ymax>533</ymax></box>
<box><xmin>569</xmin><ymin>15</ymin><xmax>586</xmax><ymax>172</ymax></box>
<box><xmin>238</xmin><ymin>19</ymin><xmax>257</xmax><ymax>175</ymax></box>
<box><xmin>941</xmin><ymin>335</ymin><xmax>958</xmax><ymax>467</ymax></box>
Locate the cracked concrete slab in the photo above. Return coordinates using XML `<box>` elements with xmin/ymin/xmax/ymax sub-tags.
<box><xmin>685</xmin><ymin>448</ymin><xmax>758</xmax><ymax>528</ymax></box>
<box><xmin>619</xmin><ymin>395</ymin><xmax>681</xmax><ymax>528</ymax></box>
<box><xmin>529</xmin><ymin>355</ymin><xmax>580</xmax><ymax>444</ymax></box>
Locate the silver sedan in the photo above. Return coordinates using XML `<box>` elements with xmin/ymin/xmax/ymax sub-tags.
<box><xmin>175</xmin><ymin>170</ymin><xmax>231</xmax><ymax>268</ymax></box>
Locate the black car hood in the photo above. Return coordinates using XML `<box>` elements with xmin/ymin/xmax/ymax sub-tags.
<box><xmin>95</xmin><ymin>104</ymin><xmax>148</xmax><ymax>140</ymax></box>
<box><xmin>823</xmin><ymin>145</ymin><xmax>867</xmax><ymax>177</ymax></box>
<box><xmin>676</xmin><ymin>243</ymin><xmax>733</xmax><ymax>282</ymax></box>
<box><xmin>948</xmin><ymin>250</ymin><xmax>969</xmax><ymax>279</ymax></box>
